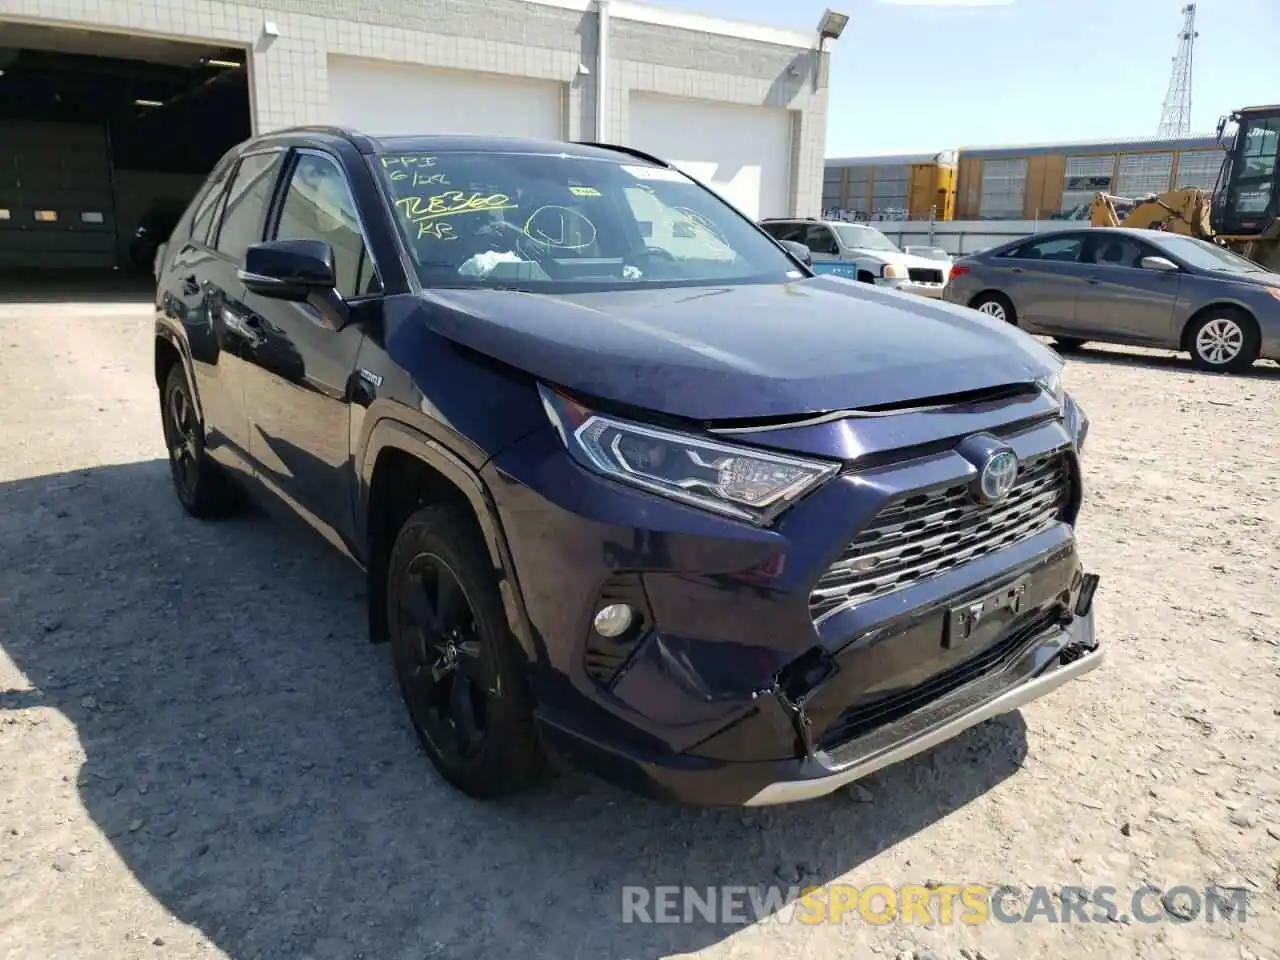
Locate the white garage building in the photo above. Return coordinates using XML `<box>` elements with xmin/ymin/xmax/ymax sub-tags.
<box><xmin>0</xmin><ymin>0</ymin><xmax>836</xmax><ymax>271</ymax></box>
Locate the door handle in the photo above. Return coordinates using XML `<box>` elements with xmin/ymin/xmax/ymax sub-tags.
<box><xmin>1085</xmin><ymin>277</ymin><xmax>1100</xmax><ymax>285</ymax></box>
<box><xmin>221</xmin><ymin>306</ymin><xmax>264</xmax><ymax>346</ymax></box>
<box><xmin>1010</xmin><ymin>267</ymin><xmax>1024</xmax><ymax>274</ymax></box>
<box><xmin>181</xmin><ymin>274</ymin><xmax>199</xmax><ymax>297</ymax></box>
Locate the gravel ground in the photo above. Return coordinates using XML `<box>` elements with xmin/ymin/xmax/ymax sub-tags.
<box><xmin>0</xmin><ymin>296</ymin><xmax>1278</xmax><ymax>960</ymax></box>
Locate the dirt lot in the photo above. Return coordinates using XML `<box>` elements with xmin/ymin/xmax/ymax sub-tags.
<box><xmin>0</xmin><ymin>296</ymin><xmax>1277</xmax><ymax>960</ymax></box>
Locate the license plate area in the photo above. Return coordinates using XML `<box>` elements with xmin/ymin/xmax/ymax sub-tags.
<box><xmin>943</xmin><ymin>574</ymin><xmax>1031</xmax><ymax>650</ymax></box>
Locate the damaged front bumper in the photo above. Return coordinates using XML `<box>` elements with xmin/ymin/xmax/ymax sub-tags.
<box><xmin>535</xmin><ymin>573</ymin><xmax>1102</xmax><ymax>807</ymax></box>
<box><xmin>745</xmin><ymin>598</ymin><xmax>1101</xmax><ymax>805</ymax></box>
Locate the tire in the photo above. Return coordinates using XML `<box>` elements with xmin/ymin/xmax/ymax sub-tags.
<box><xmin>1186</xmin><ymin>309</ymin><xmax>1260</xmax><ymax>373</ymax></box>
<box><xmin>387</xmin><ymin>503</ymin><xmax>544</xmax><ymax>798</ymax></box>
<box><xmin>160</xmin><ymin>363</ymin><xmax>240</xmax><ymax>518</ymax></box>
<box><xmin>1054</xmin><ymin>337</ymin><xmax>1088</xmax><ymax>352</ymax></box>
<box><xmin>971</xmin><ymin>292</ymin><xmax>1017</xmax><ymax>325</ymax></box>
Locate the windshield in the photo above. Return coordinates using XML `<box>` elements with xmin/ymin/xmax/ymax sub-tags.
<box><xmin>832</xmin><ymin>223</ymin><xmax>900</xmax><ymax>252</ymax></box>
<box><xmin>1155</xmin><ymin>234</ymin><xmax>1267</xmax><ymax>274</ymax></box>
<box><xmin>374</xmin><ymin>151</ymin><xmax>802</xmax><ymax>289</ymax></box>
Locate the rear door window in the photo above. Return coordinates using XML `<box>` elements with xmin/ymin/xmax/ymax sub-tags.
<box><xmin>1009</xmin><ymin>234</ymin><xmax>1086</xmax><ymax>263</ymax></box>
<box><xmin>212</xmin><ymin>150</ymin><xmax>285</xmax><ymax>263</ymax></box>
<box><xmin>187</xmin><ymin>159</ymin><xmax>235</xmax><ymax>246</ymax></box>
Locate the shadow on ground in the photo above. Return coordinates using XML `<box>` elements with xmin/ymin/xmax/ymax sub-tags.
<box><xmin>0</xmin><ymin>269</ymin><xmax>155</xmax><ymax>304</ymax></box>
<box><xmin>1061</xmin><ymin>344</ymin><xmax>1280</xmax><ymax>382</ymax></box>
<box><xmin>0</xmin><ymin>460</ymin><xmax>1030</xmax><ymax>960</ymax></box>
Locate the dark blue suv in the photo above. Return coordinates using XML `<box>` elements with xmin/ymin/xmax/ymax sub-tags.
<box><xmin>153</xmin><ymin>127</ymin><xmax>1100</xmax><ymax>806</ymax></box>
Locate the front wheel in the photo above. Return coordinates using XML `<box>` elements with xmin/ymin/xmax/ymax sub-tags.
<box><xmin>1186</xmin><ymin>310</ymin><xmax>1260</xmax><ymax>373</ymax></box>
<box><xmin>1054</xmin><ymin>337</ymin><xmax>1088</xmax><ymax>352</ymax></box>
<box><xmin>388</xmin><ymin>504</ymin><xmax>545</xmax><ymax>798</ymax></box>
<box><xmin>971</xmin><ymin>292</ymin><xmax>1017</xmax><ymax>325</ymax></box>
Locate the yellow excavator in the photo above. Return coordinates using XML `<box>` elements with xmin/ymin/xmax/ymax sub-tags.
<box><xmin>1090</xmin><ymin>104</ymin><xmax>1280</xmax><ymax>272</ymax></box>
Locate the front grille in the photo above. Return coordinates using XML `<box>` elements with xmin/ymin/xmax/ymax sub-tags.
<box><xmin>818</xmin><ymin>608</ymin><xmax>1061</xmax><ymax>750</ymax></box>
<box><xmin>907</xmin><ymin>267</ymin><xmax>944</xmax><ymax>284</ymax></box>
<box><xmin>810</xmin><ymin>450</ymin><xmax>1071</xmax><ymax>623</ymax></box>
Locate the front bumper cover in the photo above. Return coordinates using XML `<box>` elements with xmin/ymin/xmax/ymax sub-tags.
<box><xmin>535</xmin><ymin>594</ymin><xmax>1101</xmax><ymax>807</ymax></box>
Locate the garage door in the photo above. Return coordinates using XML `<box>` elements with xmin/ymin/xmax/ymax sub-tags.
<box><xmin>327</xmin><ymin>57</ymin><xmax>564</xmax><ymax>140</ymax></box>
<box><xmin>627</xmin><ymin>94</ymin><xmax>792</xmax><ymax>220</ymax></box>
<box><xmin>0</xmin><ymin>121</ymin><xmax>116</xmax><ymax>270</ymax></box>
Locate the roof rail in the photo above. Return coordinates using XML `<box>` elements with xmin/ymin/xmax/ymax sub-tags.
<box><xmin>572</xmin><ymin>140</ymin><xmax>672</xmax><ymax>168</ymax></box>
<box><xmin>258</xmin><ymin>125</ymin><xmax>380</xmax><ymax>152</ymax></box>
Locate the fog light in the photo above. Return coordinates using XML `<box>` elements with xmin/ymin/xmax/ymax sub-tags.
<box><xmin>593</xmin><ymin>603</ymin><xmax>633</xmax><ymax>638</ymax></box>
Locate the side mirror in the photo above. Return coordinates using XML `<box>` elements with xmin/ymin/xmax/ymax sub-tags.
<box><xmin>780</xmin><ymin>239</ymin><xmax>813</xmax><ymax>266</ymax></box>
<box><xmin>1140</xmin><ymin>255</ymin><xmax>1179</xmax><ymax>273</ymax></box>
<box><xmin>239</xmin><ymin>239</ymin><xmax>337</xmax><ymax>301</ymax></box>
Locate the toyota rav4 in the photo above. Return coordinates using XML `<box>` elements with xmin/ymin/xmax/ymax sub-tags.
<box><xmin>152</xmin><ymin>127</ymin><xmax>1100</xmax><ymax>807</ymax></box>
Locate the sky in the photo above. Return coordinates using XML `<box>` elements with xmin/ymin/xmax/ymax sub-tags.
<box><xmin>666</xmin><ymin>0</ymin><xmax>1280</xmax><ymax>157</ymax></box>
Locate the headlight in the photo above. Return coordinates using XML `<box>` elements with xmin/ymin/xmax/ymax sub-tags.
<box><xmin>1064</xmin><ymin>393</ymin><xmax>1089</xmax><ymax>453</ymax></box>
<box><xmin>539</xmin><ymin>385</ymin><xmax>839</xmax><ymax>524</ymax></box>
<box><xmin>881</xmin><ymin>263</ymin><xmax>908</xmax><ymax>280</ymax></box>
<box><xmin>1036</xmin><ymin>372</ymin><xmax>1065</xmax><ymax>406</ymax></box>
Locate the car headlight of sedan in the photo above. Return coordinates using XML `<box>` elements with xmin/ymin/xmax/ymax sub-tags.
<box><xmin>881</xmin><ymin>263</ymin><xmax>908</xmax><ymax>280</ymax></box>
<box><xmin>539</xmin><ymin>384</ymin><xmax>839</xmax><ymax>524</ymax></box>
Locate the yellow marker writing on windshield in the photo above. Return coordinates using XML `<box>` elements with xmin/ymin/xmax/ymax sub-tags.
<box><xmin>395</xmin><ymin>191</ymin><xmax>517</xmax><ymax>221</ymax></box>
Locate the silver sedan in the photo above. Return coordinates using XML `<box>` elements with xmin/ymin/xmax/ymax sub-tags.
<box><xmin>943</xmin><ymin>226</ymin><xmax>1280</xmax><ymax>373</ymax></box>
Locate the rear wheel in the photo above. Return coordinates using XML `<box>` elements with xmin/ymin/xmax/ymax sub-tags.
<box><xmin>388</xmin><ymin>504</ymin><xmax>544</xmax><ymax>798</ymax></box>
<box><xmin>1054</xmin><ymin>337</ymin><xmax>1088</xmax><ymax>352</ymax></box>
<box><xmin>1186</xmin><ymin>309</ymin><xmax>1260</xmax><ymax>373</ymax></box>
<box><xmin>160</xmin><ymin>364</ymin><xmax>239</xmax><ymax>518</ymax></box>
<box><xmin>971</xmin><ymin>292</ymin><xmax>1016</xmax><ymax>325</ymax></box>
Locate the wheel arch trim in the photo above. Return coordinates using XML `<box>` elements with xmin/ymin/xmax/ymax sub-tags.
<box><xmin>154</xmin><ymin>321</ymin><xmax>203</xmax><ymax>423</ymax></box>
<box><xmin>356</xmin><ymin>417</ymin><xmax>537</xmax><ymax>662</ymax></box>
<box><xmin>1179</xmin><ymin>300</ymin><xmax>1259</xmax><ymax>352</ymax></box>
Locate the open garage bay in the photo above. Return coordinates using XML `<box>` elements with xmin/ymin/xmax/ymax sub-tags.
<box><xmin>0</xmin><ymin>23</ymin><xmax>250</xmax><ymax>278</ymax></box>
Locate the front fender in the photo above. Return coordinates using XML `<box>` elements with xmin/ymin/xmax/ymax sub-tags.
<box><xmin>354</xmin><ymin>415</ymin><xmax>538</xmax><ymax>663</ymax></box>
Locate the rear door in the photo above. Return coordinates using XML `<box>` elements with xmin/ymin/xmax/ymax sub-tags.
<box><xmin>200</xmin><ymin>149</ymin><xmax>289</xmax><ymax>466</ymax></box>
<box><xmin>989</xmin><ymin>232</ymin><xmax>1090</xmax><ymax>334</ymax></box>
<box><xmin>1074</xmin><ymin>233</ymin><xmax>1182</xmax><ymax>344</ymax></box>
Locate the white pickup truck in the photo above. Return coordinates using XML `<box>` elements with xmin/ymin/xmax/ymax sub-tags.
<box><xmin>759</xmin><ymin>218</ymin><xmax>952</xmax><ymax>298</ymax></box>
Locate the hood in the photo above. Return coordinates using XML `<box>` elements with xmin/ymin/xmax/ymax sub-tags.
<box><xmin>1213</xmin><ymin>268</ymin><xmax>1280</xmax><ymax>289</ymax></box>
<box><xmin>851</xmin><ymin>249</ymin><xmax>952</xmax><ymax>275</ymax></box>
<box><xmin>416</xmin><ymin>276</ymin><xmax>1062</xmax><ymax>422</ymax></box>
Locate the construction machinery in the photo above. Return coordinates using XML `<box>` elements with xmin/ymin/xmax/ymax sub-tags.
<box><xmin>1090</xmin><ymin>104</ymin><xmax>1280</xmax><ymax>271</ymax></box>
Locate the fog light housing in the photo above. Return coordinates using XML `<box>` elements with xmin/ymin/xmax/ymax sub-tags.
<box><xmin>593</xmin><ymin>603</ymin><xmax>634</xmax><ymax>638</ymax></box>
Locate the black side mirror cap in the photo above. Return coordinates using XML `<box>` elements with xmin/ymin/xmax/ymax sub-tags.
<box><xmin>780</xmin><ymin>239</ymin><xmax>813</xmax><ymax>266</ymax></box>
<box><xmin>239</xmin><ymin>239</ymin><xmax>337</xmax><ymax>301</ymax></box>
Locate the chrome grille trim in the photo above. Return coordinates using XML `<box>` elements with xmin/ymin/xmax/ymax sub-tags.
<box><xmin>810</xmin><ymin>450</ymin><xmax>1071</xmax><ymax>624</ymax></box>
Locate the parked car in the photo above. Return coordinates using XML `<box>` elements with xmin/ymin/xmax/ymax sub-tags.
<box><xmin>153</xmin><ymin>127</ymin><xmax>1099</xmax><ymax>807</ymax></box>
<box><xmin>128</xmin><ymin>203</ymin><xmax>186</xmax><ymax>275</ymax></box>
<box><xmin>759</xmin><ymin>218</ymin><xmax>952</xmax><ymax>297</ymax></box>
<box><xmin>944</xmin><ymin>226</ymin><xmax>1280</xmax><ymax>373</ymax></box>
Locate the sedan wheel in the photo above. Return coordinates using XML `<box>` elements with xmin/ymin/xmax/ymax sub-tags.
<box><xmin>1188</xmin><ymin>311</ymin><xmax>1259</xmax><ymax>373</ymax></box>
<box><xmin>971</xmin><ymin>293</ymin><xmax>1016</xmax><ymax>325</ymax></box>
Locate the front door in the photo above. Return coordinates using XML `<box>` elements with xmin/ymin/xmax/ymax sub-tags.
<box><xmin>1074</xmin><ymin>233</ymin><xmax>1182</xmax><ymax>344</ymax></box>
<box><xmin>240</xmin><ymin>149</ymin><xmax>382</xmax><ymax>553</ymax></box>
